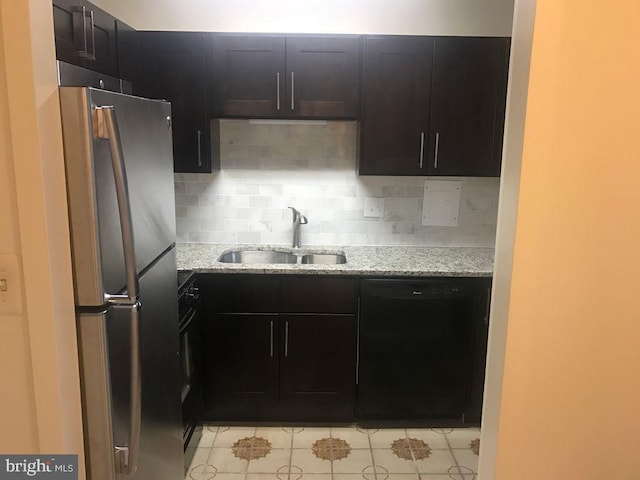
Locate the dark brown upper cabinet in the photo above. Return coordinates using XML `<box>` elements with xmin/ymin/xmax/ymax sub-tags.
<box><xmin>426</xmin><ymin>37</ymin><xmax>510</xmax><ymax>177</ymax></box>
<box><xmin>53</xmin><ymin>0</ymin><xmax>118</xmax><ymax>77</ymax></box>
<box><xmin>116</xmin><ymin>21</ymin><xmax>139</xmax><ymax>83</ymax></box>
<box><xmin>359</xmin><ymin>36</ymin><xmax>434</xmax><ymax>176</ymax></box>
<box><xmin>209</xmin><ymin>35</ymin><xmax>285</xmax><ymax>117</ymax></box>
<box><xmin>209</xmin><ymin>34</ymin><xmax>361</xmax><ymax>119</ymax></box>
<box><xmin>285</xmin><ymin>36</ymin><xmax>361</xmax><ymax>118</ymax></box>
<box><xmin>137</xmin><ymin>32</ymin><xmax>214</xmax><ymax>173</ymax></box>
<box><xmin>359</xmin><ymin>35</ymin><xmax>509</xmax><ymax>177</ymax></box>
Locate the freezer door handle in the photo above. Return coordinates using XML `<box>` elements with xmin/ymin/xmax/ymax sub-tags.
<box><xmin>93</xmin><ymin>105</ymin><xmax>142</xmax><ymax>474</ymax></box>
<box><xmin>93</xmin><ymin>105</ymin><xmax>140</xmax><ymax>304</ymax></box>
<box><xmin>114</xmin><ymin>301</ymin><xmax>142</xmax><ymax>475</ymax></box>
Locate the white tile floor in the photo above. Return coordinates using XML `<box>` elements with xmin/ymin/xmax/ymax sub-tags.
<box><xmin>186</xmin><ymin>425</ymin><xmax>480</xmax><ymax>480</ymax></box>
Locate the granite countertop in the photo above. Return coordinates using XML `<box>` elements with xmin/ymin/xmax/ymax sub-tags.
<box><xmin>176</xmin><ymin>243</ymin><xmax>494</xmax><ymax>277</ymax></box>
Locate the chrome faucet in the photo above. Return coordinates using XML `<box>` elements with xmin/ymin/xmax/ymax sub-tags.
<box><xmin>288</xmin><ymin>206</ymin><xmax>308</xmax><ymax>248</ymax></box>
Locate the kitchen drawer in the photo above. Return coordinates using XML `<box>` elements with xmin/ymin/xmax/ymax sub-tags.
<box><xmin>280</xmin><ymin>276</ymin><xmax>356</xmax><ymax>314</ymax></box>
<box><xmin>199</xmin><ymin>274</ymin><xmax>280</xmax><ymax>313</ymax></box>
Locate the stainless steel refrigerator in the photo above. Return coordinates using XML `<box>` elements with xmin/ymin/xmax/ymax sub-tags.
<box><xmin>59</xmin><ymin>87</ymin><xmax>183</xmax><ymax>480</ymax></box>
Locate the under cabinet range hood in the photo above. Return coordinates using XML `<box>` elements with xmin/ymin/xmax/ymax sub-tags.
<box><xmin>57</xmin><ymin>60</ymin><xmax>133</xmax><ymax>94</ymax></box>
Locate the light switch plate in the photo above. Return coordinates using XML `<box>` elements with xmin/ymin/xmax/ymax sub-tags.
<box><xmin>0</xmin><ymin>254</ymin><xmax>23</xmax><ymax>315</ymax></box>
<box><xmin>364</xmin><ymin>197</ymin><xmax>385</xmax><ymax>218</ymax></box>
<box><xmin>422</xmin><ymin>180</ymin><xmax>462</xmax><ymax>226</ymax></box>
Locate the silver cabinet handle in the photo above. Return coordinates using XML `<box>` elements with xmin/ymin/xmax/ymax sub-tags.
<box><xmin>419</xmin><ymin>132</ymin><xmax>425</xmax><ymax>168</ymax></box>
<box><xmin>291</xmin><ymin>72</ymin><xmax>295</xmax><ymax>111</ymax></box>
<box><xmin>87</xmin><ymin>10</ymin><xmax>96</xmax><ymax>60</ymax></box>
<box><xmin>276</xmin><ymin>73</ymin><xmax>280</xmax><ymax>111</ymax></box>
<box><xmin>93</xmin><ymin>106</ymin><xmax>141</xmax><ymax>475</ymax></box>
<box><xmin>434</xmin><ymin>132</ymin><xmax>440</xmax><ymax>169</ymax></box>
<box><xmin>356</xmin><ymin>297</ymin><xmax>360</xmax><ymax>385</ymax></box>
<box><xmin>284</xmin><ymin>321</ymin><xmax>289</xmax><ymax>357</ymax></box>
<box><xmin>484</xmin><ymin>287</ymin><xmax>492</xmax><ymax>325</ymax></box>
<box><xmin>196</xmin><ymin>130</ymin><xmax>202</xmax><ymax>167</ymax></box>
<box><xmin>75</xmin><ymin>5</ymin><xmax>89</xmax><ymax>58</ymax></box>
<box><xmin>269</xmin><ymin>320</ymin><xmax>274</xmax><ymax>357</ymax></box>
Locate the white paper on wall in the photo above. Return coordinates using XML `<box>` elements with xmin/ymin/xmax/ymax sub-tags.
<box><xmin>422</xmin><ymin>180</ymin><xmax>462</xmax><ymax>226</ymax></box>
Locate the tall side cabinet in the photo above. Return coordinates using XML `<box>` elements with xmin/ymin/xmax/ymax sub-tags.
<box><xmin>137</xmin><ymin>32</ymin><xmax>214</xmax><ymax>173</ymax></box>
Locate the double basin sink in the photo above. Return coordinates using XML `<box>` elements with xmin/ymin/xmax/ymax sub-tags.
<box><xmin>218</xmin><ymin>248</ymin><xmax>347</xmax><ymax>265</ymax></box>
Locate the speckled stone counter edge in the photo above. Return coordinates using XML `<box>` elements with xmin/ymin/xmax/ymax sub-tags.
<box><xmin>176</xmin><ymin>243</ymin><xmax>494</xmax><ymax>277</ymax></box>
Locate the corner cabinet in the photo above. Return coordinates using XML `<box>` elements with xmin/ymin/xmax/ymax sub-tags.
<box><xmin>209</xmin><ymin>34</ymin><xmax>361</xmax><ymax>119</ymax></box>
<box><xmin>199</xmin><ymin>274</ymin><xmax>357</xmax><ymax>422</ymax></box>
<box><xmin>53</xmin><ymin>0</ymin><xmax>118</xmax><ymax>76</ymax></box>
<box><xmin>359</xmin><ymin>36</ymin><xmax>510</xmax><ymax>177</ymax></box>
<box><xmin>426</xmin><ymin>37</ymin><xmax>510</xmax><ymax>177</ymax></box>
<box><xmin>137</xmin><ymin>32</ymin><xmax>215</xmax><ymax>173</ymax></box>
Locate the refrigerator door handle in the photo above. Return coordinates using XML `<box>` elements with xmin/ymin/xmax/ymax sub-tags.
<box><xmin>115</xmin><ymin>301</ymin><xmax>142</xmax><ymax>475</ymax></box>
<box><xmin>93</xmin><ymin>105</ymin><xmax>142</xmax><ymax>475</ymax></box>
<box><xmin>93</xmin><ymin>105</ymin><xmax>139</xmax><ymax>304</ymax></box>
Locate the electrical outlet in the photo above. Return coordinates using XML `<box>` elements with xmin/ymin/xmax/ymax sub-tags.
<box><xmin>364</xmin><ymin>197</ymin><xmax>385</xmax><ymax>218</ymax></box>
<box><xmin>0</xmin><ymin>254</ymin><xmax>23</xmax><ymax>315</ymax></box>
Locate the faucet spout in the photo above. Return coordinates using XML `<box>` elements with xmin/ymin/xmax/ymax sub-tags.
<box><xmin>288</xmin><ymin>206</ymin><xmax>308</xmax><ymax>248</ymax></box>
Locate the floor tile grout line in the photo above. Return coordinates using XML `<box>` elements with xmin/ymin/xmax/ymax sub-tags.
<box><xmin>287</xmin><ymin>425</ymin><xmax>294</xmax><ymax>480</ymax></box>
<box><xmin>366</xmin><ymin>428</ymin><xmax>378</xmax><ymax>480</ymax></box>
<box><xmin>405</xmin><ymin>427</ymin><xmax>423</xmax><ymax>479</ymax></box>
<box><xmin>443</xmin><ymin>430</ymin><xmax>465</xmax><ymax>479</ymax></box>
<box><xmin>329</xmin><ymin>427</ymin><xmax>334</xmax><ymax>480</ymax></box>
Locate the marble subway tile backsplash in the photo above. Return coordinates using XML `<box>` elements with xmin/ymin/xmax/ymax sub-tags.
<box><xmin>175</xmin><ymin>120</ymin><xmax>500</xmax><ymax>247</ymax></box>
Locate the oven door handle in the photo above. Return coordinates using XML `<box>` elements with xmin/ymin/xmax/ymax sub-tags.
<box><xmin>179</xmin><ymin>306</ymin><xmax>198</xmax><ymax>334</ymax></box>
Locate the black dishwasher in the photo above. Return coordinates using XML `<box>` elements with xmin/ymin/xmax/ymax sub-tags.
<box><xmin>358</xmin><ymin>278</ymin><xmax>479</xmax><ymax>424</ymax></box>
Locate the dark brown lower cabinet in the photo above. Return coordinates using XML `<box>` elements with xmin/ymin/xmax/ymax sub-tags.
<box><xmin>280</xmin><ymin>314</ymin><xmax>357</xmax><ymax>421</ymax></box>
<box><xmin>200</xmin><ymin>275</ymin><xmax>357</xmax><ymax>422</ymax></box>
<box><xmin>203</xmin><ymin>313</ymin><xmax>279</xmax><ymax>420</ymax></box>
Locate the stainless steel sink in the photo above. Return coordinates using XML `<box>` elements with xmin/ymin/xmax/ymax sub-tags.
<box><xmin>301</xmin><ymin>253</ymin><xmax>347</xmax><ymax>264</ymax></box>
<box><xmin>218</xmin><ymin>248</ymin><xmax>347</xmax><ymax>265</ymax></box>
<box><xmin>218</xmin><ymin>250</ymin><xmax>298</xmax><ymax>264</ymax></box>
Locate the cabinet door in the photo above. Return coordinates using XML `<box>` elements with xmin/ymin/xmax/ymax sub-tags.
<box><xmin>116</xmin><ymin>20</ymin><xmax>139</xmax><ymax>83</ymax></box>
<box><xmin>280</xmin><ymin>315</ymin><xmax>356</xmax><ymax>421</ymax></box>
<box><xmin>85</xmin><ymin>2</ymin><xmax>118</xmax><ymax>77</ymax></box>
<box><xmin>210</xmin><ymin>35</ymin><xmax>286</xmax><ymax>117</ymax></box>
<box><xmin>360</xmin><ymin>36</ymin><xmax>433</xmax><ymax>175</ymax></box>
<box><xmin>53</xmin><ymin>1</ymin><xmax>119</xmax><ymax>77</ymax></box>
<box><xmin>427</xmin><ymin>37</ymin><xmax>510</xmax><ymax>177</ymax></box>
<box><xmin>285</xmin><ymin>36</ymin><xmax>360</xmax><ymax>118</ymax></box>
<box><xmin>53</xmin><ymin>0</ymin><xmax>87</xmax><ymax>68</ymax></box>
<box><xmin>139</xmin><ymin>32</ymin><xmax>212</xmax><ymax>173</ymax></box>
<box><xmin>202</xmin><ymin>314</ymin><xmax>279</xmax><ymax>420</ymax></box>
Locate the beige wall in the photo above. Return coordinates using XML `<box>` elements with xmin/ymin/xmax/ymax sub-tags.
<box><xmin>91</xmin><ymin>0</ymin><xmax>514</xmax><ymax>36</ymax></box>
<box><xmin>0</xmin><ymin>0</ymin><xmax>84</xmax><ymax>473</ymax></box>
<box><xmin>0</xmin><ymin>2</ymin><xmax>38</xmax><ymax>448</ymax></box>
<box><xmin>493</xmin><ymin>0</ymin><xmax>640</xmax><ymax>478</ymax></box>
<box><xmin>478</xmin><ymin>0</ymin><xmax>535</xmax><ymax>477</ymax></box>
